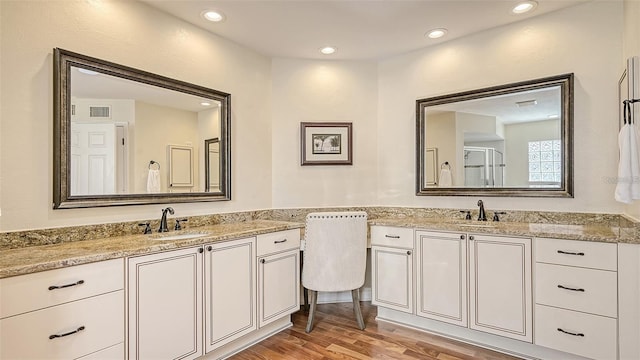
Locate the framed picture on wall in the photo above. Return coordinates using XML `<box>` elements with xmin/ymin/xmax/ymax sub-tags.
<box><xmin>300</xmin><ymin>122</ymin><xmax>352</xmax><ymax>165</ymax></box>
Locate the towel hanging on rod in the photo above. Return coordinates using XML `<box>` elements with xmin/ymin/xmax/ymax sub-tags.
<box><xmin>440</xmin><ymin>161</ymin><xmax>451</xmax><ymax>170</ymax></box>
<box><xmin>148</xmin><ymin>160</ymin><xmax>160</xmax><ymax>170</ymax></box>
<box><xmin>615</xmin><ymin>99</ymin><xmax>640</xmax><ymax>203</ymax></box>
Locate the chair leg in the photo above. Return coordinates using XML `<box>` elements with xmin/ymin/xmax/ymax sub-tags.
<box><xmin>305</xmin><ymin>290</ymin><xmax>318</xmax><ymax>333</ymax></box>
<box><xmin>303</xmin><ymin>287</ymin><xmax>309</xmax><ymax>312</ymax></box>
<box><xmin>351</xmin><ymin>289</ymin><xmax>365</xmax><ymax>330</ymax></box>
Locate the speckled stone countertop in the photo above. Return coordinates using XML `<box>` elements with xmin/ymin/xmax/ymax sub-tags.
<box><xmin>0</xmin><ymin>220</ymin><xmax>303</xmax><ymax>279</ymax></box>
<box><xmin>369</xmin><ymin>217</ymin><xmax>628</xmax><ymax>243</ymax></box>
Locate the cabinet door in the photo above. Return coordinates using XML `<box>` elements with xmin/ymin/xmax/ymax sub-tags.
<box><xmin>416</xmin><ymin>231</ymin><xmax>467</xmax><ymax>327</ymax></box>
<box><xmin>469</xmin><ymin>234</ymin><xmax>532</xmax><ymax>342</ymax></box>
<box><xmin>128</xmin><ymin>247</ymin><xmax>203</xmax><ymax>360</ymax></box>
<box><xmin>204</xmin><ymin>237</ymin><xmax>257</xmax><ymax>352</ymax></box>
<box><xmin>258</xmin><ymin>249</ymin><xmax>300</xmax><ymax>328</ymax></box>
<box><xmin>371</xmin><ymin>245</ymin><xmax>413</xmax><ymax>313</ymax></box>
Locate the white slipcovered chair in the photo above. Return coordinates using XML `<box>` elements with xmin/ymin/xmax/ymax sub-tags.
<box><xmin>301</xmin><ymin>211</ymin><xmax>368</xmax><ymax>333</ymax></box>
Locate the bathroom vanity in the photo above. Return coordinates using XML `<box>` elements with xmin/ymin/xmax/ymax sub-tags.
<box><xmin>1</xmin><ymin>209</ymin><xmax>640</xmax><ymax>360</ymax></box>
<box><xmin>0</xmin><ymin>220</ymin><xmax>302</xmax><ymax>360</ymax></box>
<box><xmin>369</xmin><ymin>218</ymin><xmax>634</xmax><ymax>360</ymax></box>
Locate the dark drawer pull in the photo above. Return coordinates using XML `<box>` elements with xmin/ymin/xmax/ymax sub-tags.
<box><xmin>558</xmin><ymin>284</ymin><xmax>585</xmax><ymax>292</ymax></box>
<box><xmin>49</xmin><ymin>326</ymin><xmax>85</xmax><ymax>340</ymax></box>
<box><xmin>48</xmin><ymin>280</ymin><xmax>84</xmax><ymax>291</ymax></box>
<box><xmin>558</xmin><ymin>285</ymin><xmax>584</xmax><ymax>292</ymax></box>
<box><xmin>385</xmin><ymin>235</ymin><xmax>400</xmax><ymax>239</ymax></box>
<box><xmin>274</xmin><ymin>239</ymin><xmax>287</xmax><ymax>244</ymax></box>
<box><xmin>557</xmin><ymin>328</ymin><xmax>584</xmax><ymax>337</ymax></box>
<box><xmin>557</xmin><ymin>250</ymin><xmax>585</xmax><ymax>256</ymax></box>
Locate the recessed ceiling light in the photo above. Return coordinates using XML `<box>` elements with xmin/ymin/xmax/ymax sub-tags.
<box><xmin>202</xmin><ymin>10</ymin><xmax>225</xmax><ymax>22</ymax></box>
<box><xmin>319</xmin><ymin>46</ymin><xmax>337</xmax><ymax>55</ymax></box>
<box><xmin>426</xmin><ymin>28</ymin><xmax>448</xmax><ymax>39</ymax></box>
<box><xmin>512</xmin><ymin>1</ymin><xmax>537</xmax><ymax>14</ymax></box>
<box><xmin>200</xmin><ymin>102</ymin><xmax>211</xmax><ymax>106</ymax></box>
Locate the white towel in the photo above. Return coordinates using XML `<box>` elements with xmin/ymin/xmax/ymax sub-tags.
<box><xmin>147</xmin><ymin>169</ymin><xmax>161</xmax><ymax>193</ymax></box>
<box><xmin>615</xmin><ymin>123</ymin><xmax>640</xmax><ymax>203</ymax></box>
<box><xmin>439</xmin><ymin>168</ymin><xmax>453</xmax><ymax>187</ymax></box>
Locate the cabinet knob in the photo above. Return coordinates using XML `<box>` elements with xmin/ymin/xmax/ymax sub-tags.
<box><xmin>406</xmin><ymin>250</ymin><xmax>412</xmax><ymax>256</ymax></box>
<box><xmin>260</xmin><ymin>259</ymin><xmax>266</xmax><ymax>264</ymax></box>
<box><xmin>460</xmin><ymin>235</ymin><xmax>465</xmax><ymax>240</ymax></box>
<box><xmin>198</xmin><ymin>247</ymin><xmax>204</xmax><ymax>253</ymax></box>
<box><xmin>469</xmin><ymin>236</ymin><xmax>475</xmax><ymax>241</ymax></box>
<box><xmin>207</xmin><ymin>246</ymin><xmax>213</xmax><ymax>252</ymax></box>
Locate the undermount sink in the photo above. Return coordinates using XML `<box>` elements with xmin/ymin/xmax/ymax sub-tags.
<box><xmin>457</xmin><ymin>223</ymin><xmax>496</xmax><ymax>228</ymax></box>
<box><xmin>150</xmin><ymin>232</ymin><xmax>210</xmax><ymax>241</ymax></box>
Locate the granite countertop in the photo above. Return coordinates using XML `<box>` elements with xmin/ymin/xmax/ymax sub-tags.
<box><xmin>369</xmin><ymin>217</ymin><xmax>628</xmax><ymax>244</ymax></box>
<box><xmin>0</xmin><ymin>220</ymin><xmax>303</xmax><ymax>279</ymax></box>
<box><xmin>1</xmin><ymin>214</ymin><xmax>636</xmax><ymax>279</ymax></box>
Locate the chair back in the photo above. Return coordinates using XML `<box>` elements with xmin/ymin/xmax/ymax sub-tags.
<box><xmin>302</xmin><ymin>211</ymin><xmax>368</xmax><ymax>292</ymax></box>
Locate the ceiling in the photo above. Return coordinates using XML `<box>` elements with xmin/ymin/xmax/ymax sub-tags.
<box><xmin>142</xmin><ymin>0</ymin><xmax>588</xmax><ymax>60</ymax></box>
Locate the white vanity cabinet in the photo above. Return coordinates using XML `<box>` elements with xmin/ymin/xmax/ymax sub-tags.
<box><xmin>468</xmin><ymin>234</ymin><xmax>532</xmax><ymax>342</ymax></box>
<box><xmin>415</xmin><ymin>230</ymin><xmax>467</xmax><ymax>327</ymax></box>
<box><xmin>371</xmin><ymin>226</ymin><xmax>414</xmax><ymax>314</ymax></box>
<box><xmin>127</xmin><ymin>246</ymin><xmax>203</xmax><ymax>360</ymax></box>
<box><xmin>0</xmin><ymin>259</ymin><xmax>125</xmax><ymax>359</ymax></box>
<box><xmin>204</xmin><ymin>236</ymin><xmax>257</xmax><ymax>352</ymax></box>
<box><xmin>257</xmin><ymin>229</ymin><xmax>301</xmax><ymax>328</ymax></box>
<box><xmin>534</xmin><ymin>238</ymin><xmax>618</xmax><ymax>360</ymax></box>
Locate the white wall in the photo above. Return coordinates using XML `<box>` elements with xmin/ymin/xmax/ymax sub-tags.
<box><xmin>377</xmin><ymin>1</ymin><xmax>624</xmax><ymax>213</ymax></box>
<box><xmin>0</xmin><ymin>0</ymin><xmax>630</xmax><ymax>231</ymax></box>
<box><xmin>134</xmin><ymin>101</ymin><xmax>199</xmax><ymax>193</ymax></box>
<box><xmin>0</xmin><ymin>0</ymin><xmax>272</xmax><ymax>231</ymax></box>
<box><xmin>271</xmin><ymin>58</ymin><xmax>378</xmax><ymax>207</ymax></box>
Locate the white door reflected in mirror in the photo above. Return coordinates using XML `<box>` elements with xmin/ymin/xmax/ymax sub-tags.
<box><xmin>69</xmin><ymin>66</ymin><xmax>222</xmax><ymax>196</ymax></box>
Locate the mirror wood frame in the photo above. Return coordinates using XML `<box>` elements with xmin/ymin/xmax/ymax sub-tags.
<box><xmin>53</xmin><ymin>48</ymin><xmax>231</xmax><ymax>209</ymax></box>
<box><xmin>416</xmin><ymin>73</ymin><xmax>574</xmax><ymax>197</ymax></box>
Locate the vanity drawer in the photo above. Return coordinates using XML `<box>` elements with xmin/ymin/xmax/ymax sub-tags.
<box><xmin>0</xmin><ymin>290</ymin><xmax>124</xmax><ymax>360</ymax></box>
<box><xmin>0</xmin><ymin>258</ymin><xmax>124</xmax><ymax>319</ymax></box>
<box><xmin>535</xmin><ymin>238</ymin><xmax>616</xmax><ymax>270</ymax></box>
<box><xmin>257</xmin><ymin>229</ymin><xmax>301</xmax><ymax>256</ymax></box>
<box><xmin>371</xmin><ymin>226</ymin><xmax>414</xmax><ymax>248</ymax></box>
<box><xmin>534</xmin><ymin>304</ymin><xmax>617</xmax><ymax>360</ymax></box>
<box><xmin>535</xmin><ymin>263</ymin><xmax>617</xmax><ymax>317</ymax></box>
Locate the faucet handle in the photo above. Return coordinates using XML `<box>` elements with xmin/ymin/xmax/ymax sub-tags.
<box><xmin>459</xmin><ymin>210</ymin><xmax>472</xmax><ymax>220</ymax></box>
<box><xmin>492</xmin><ymin>211</ymin><xmax>507</xmax><ymax>222</ymax></box>
<box><xmin>138</xmin><ymin>222</ymin><xmax>152</xmax><ymax>234</ymax></box>
<box><xmin>174</xmin><ymin>218</ymin><xmax>188</xmax><ymax>231</ymax></box>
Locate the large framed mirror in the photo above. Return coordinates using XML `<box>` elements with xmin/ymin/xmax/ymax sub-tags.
<box><xmin>53</xmin><ymin>48</ymin><xmax>231</xmax><ymax>208</ymax></box>
<box><xmin>416</xmin><ymin>73</ymin><xmax>573</xmax><ymax>197</ymax></box>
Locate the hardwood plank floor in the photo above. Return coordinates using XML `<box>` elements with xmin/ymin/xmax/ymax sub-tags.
<box><xmin>229</xmin><ymin>302</ymin><xmax>523</xmax><ymax>360</ymax></box>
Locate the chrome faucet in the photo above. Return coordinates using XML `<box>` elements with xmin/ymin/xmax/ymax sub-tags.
<box><xmin>159</xmin><ymin>207</ymin><xmax>175</xmax><ymax>232</ymax></box>
<box><xmin>477</xmin><ymin>200</ymin><xmax>487</xmax><ymax>221</ymax></box>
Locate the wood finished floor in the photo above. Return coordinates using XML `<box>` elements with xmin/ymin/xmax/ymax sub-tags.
<box><xmin>229</xmin><ymin>302</ymin><xmax>523</xmax><ymax>360</ymax></box>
